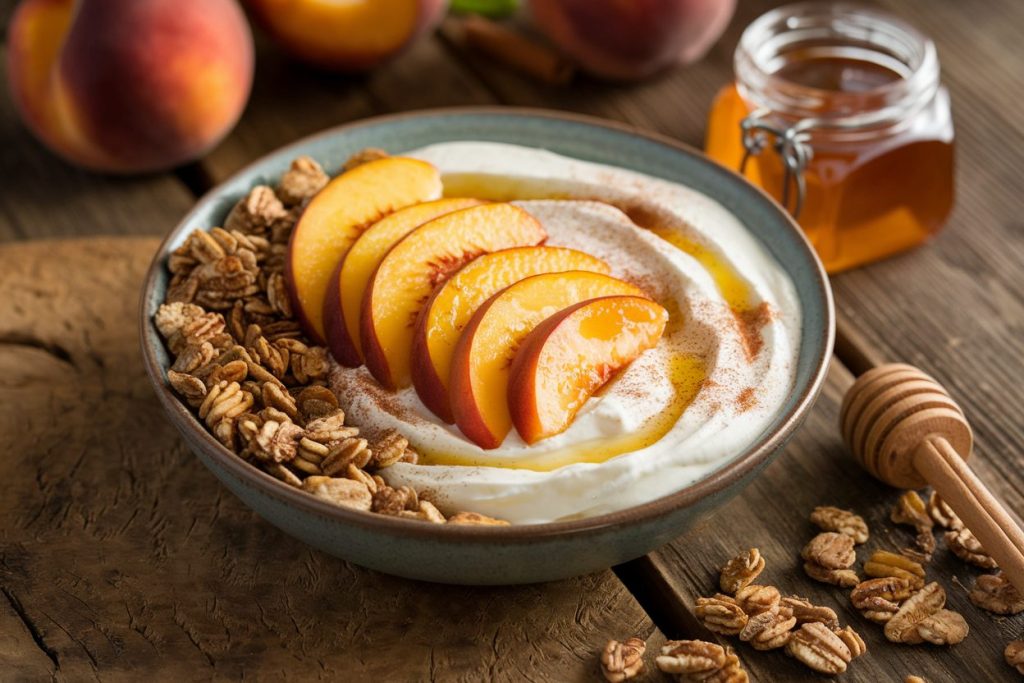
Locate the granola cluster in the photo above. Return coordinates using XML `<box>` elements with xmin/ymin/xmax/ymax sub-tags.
<box><xmin>699</xmin><ymin>547</ymin><xmax>866</xmax><ymax>676</ymax></box>
<box><xmin>598</xmin><ymin>635</ymin><xmax>750</xmax><ymax>682</ymax></box>
<box><xmin>156</xmin><ymin>154</ymin><xmax>507</xmax><ymax>526</ymax></box>
<box><xmin>595</xmin><ymin>487</ymin><xmax>1022</xmax><ymax>680</ymax></box>
<box><xmin>801</xmin><ymin>501</ymin><xmax>973</xmax><ymax>648</ymax></box>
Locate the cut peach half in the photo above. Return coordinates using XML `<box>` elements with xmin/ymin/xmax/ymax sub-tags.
<box><xmin>508</xmin><ymin>296</ymin><xmax>668</xmax><ymax>444</ymax></box>
<box><xmin>285</xmin><ymin>157</ymin><xmax>442</xmax><ymax>343</ymax></box>
<box><xmin>361</xmin><ymin>203</ymin><xmax>546</xmax><ymax>390</ymax></box>
<box><xmin>450</xmin><ymin>271</ymin><xmax>647</xmax><ymax>450</ymax></box>
<box><xmin>412</xmin><ymin>246</ymin><xmax>609</xmax><ymax>423</ymax></box>
<box><xmin>323</xmin><ymin>197</ymin><xmax>482</xmax><ymax>367</ymax></box>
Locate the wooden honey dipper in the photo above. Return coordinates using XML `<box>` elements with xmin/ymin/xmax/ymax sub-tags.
<box><xmin>840</xmin><ymin>363</ymin><xmax>1024</xmax><ymax>594</ymax></box>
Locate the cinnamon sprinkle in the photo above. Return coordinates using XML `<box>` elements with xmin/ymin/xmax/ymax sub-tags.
<box><xmin>737</xmin><ymin>387</ymin><xmax>758</xmax><ymax>413</ymax></box>
<box><xmin>734</xmin><ymin>302</ymin><xmax>772</xmax><ymax>361</ymax></box>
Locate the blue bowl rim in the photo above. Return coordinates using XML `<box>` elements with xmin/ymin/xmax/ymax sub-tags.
<box><xmin>139</xmin><ymin>106</ymin><xmax>835</xmax><ymax>543</ymax></box>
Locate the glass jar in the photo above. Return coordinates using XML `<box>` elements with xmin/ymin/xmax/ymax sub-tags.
<box><xmin>705</xmin><ymin>3</ymin><xmax>954</xmax><ymax>273</ymax></box>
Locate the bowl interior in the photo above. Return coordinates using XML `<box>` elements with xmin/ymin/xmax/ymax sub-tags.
<box><xmin>141</xmin><ymin>108</ymin><xmax>834</xmax><ymax>534</ymax></box>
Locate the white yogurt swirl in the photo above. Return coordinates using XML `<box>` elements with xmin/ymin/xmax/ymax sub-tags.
<box><xmin>330</xmin><ymin>142</ymin><xmax>801</xmax><ymax>524</ymax></box>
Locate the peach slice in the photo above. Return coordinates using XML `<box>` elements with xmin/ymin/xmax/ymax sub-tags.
<box><xmin>285</xmin><ymin>157</ymin><xmax>442</xmax><ymax>344</ymax></box>
<box><xmin>412</xmin><ymin>246</ymin><xmax>609</xmax><ymax>423</ymax></box>
<box><xmin>508</xmin><ymin>296</ymin><xmax>668</xmax><ymax>444</ymax></box>
<box><xmin>362</xmin><ymin>203</ymin><xmax>546</xmax><ymax>390</ymax></box>
<box><xmin>450</xmin><ymin>271</ymin><xmax>647</xmax><ymax>449</ymax></box>
<box><xmin>323</xmin><ymin>197</ymin><xmax>482</xmax><ymax>367</ymax></box>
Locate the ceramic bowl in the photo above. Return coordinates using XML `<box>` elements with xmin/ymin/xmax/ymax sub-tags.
<box><xmin>140</xmin><ymin>108</ymin><xmax>834</xmax><ymax>585</ymax></box>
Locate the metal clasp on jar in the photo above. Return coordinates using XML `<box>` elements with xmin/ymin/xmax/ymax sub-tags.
<box><xmin>739</xmin><ymin>110</ymin><xmax>814</xmax><ymax>218</ymax></box>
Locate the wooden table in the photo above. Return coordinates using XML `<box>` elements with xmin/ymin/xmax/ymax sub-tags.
<box><xmin>1</xmin><ymin>0</ymin><xmax>1021</xmax><ymax>680</ymax></box>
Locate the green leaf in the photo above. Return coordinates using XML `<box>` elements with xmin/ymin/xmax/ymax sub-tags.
<box><xmin>450</xmin><ymin>0</ymin><xmax>520</xmax><ymax>19</ymax></box>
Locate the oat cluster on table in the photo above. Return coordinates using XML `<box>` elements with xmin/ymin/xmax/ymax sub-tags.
<box><xmin>699</xmin><ymin>547</ymin><xmax>867</xmax><ymax>675</ymax></box>
<box><xmin>596</xmin><ymin>488</ymin><xmax>1023</xmax><ymax>679</ymax></box>
<box><xmin>155</xmin><ymin>154</ymin><xmax>507</xmax><ymax>526</ymax></box>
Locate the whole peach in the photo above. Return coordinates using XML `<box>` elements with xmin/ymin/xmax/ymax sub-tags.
<box><xmin>244</xmin><ymin>0</ymin><xmax>447</xmax><ymax>72</ymax></box>
<box><xmin>528</xmin><ymin>0</ymin><xmax>736</xmax><ymax>81</ymax></box>
<box><xmin>7</xmin><ymin>0</ymin><xmax>254</xmax><ymax>173</ymax></box>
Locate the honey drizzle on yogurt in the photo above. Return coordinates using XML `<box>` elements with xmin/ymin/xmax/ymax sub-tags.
<box><xmin>443</xmin><ymin>172</ymin><xmax>758</xmax><ymax>314</ymax></box>
<box><xmin>415</xmin><ymin>353</ymin><xmax>706</xmax><ymax>472</ymax></box>
<box><xmin>421</xmin><ymin>172</ymin><xmax>760</xmax><ymax>470</ymax></box>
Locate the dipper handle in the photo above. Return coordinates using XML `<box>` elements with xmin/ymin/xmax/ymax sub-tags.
<box><xmin>841</xmin><ymin>363</ymin><xmax>1024</xmax><ymax>595</ymax></box>
<box><xmin>914</xmin><ymin>437</ymin><xmax>1024</xmax><ymax>594</ymax></box>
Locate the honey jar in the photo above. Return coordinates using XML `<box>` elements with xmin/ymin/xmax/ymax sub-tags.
<box><xmin>706</xmin><ymin>3</ymin><xmax>954</xmax><ymax>273</ymax></box>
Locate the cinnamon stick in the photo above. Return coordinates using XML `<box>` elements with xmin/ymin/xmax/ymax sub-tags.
<box><xmin>461</xmin><ymin>15</ymin><xmax>575</xmax><ymax>86</ymax></box>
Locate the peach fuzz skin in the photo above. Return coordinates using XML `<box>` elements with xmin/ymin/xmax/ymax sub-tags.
<box><xmin>7</xmin><ymin>0</ymin><xmax>253</xmax><ymax>173</ymax></box>
<box><xmin>244</xmin><ymin>0</ymin><xmax>447</xmax><ymax>72</ymax></box>
<box><xmin>529</xmin><ymin>0</ymin><xmax>735</xmax><ymax>81</ymax></box>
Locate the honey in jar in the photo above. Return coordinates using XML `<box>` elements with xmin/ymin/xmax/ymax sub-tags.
<box><xmin>706</xmin><ymin>3</ymin><xmax>955</xmax><ymax>273</ymax></box>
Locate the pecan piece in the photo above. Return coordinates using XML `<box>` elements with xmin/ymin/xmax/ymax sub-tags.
<box><xmin>864</xmin><ymin>550</ymin><xmax>925</xmax><ymax>589</ymax></box>
<box><xmin>704</xmin><ymin>650</ymin><xmax>749</xmax><ymax>683</ymax></box>
<box><xmin>891</xmin><ymin>491</ymin><xmax>937</xmax><ymax>560</ymax></box>
<box><xmin>802</xmin><ymin>532</ymin><xmax>856</xmax><ymax>569</ymax></box>
<box><xmin>301</xmin><ymin>476</ymin><xmax>372</xmax><ymax>511</ymax></box>
<box><xmin>916</xmin><ymin>609</ymin><xmax>968</xmax><ymax>645</ymax></box>
<box><xmin>969</xmin><ymin>572</ymin><xmax>1024</xmax><ymax>615</ymax></box>
<box><xmin>342</xmin><ymin>147</ymin><xmax>389</xmax><ymax>172</ymax></box>
<box><xmin>276</xmin><ymin>155</ymin><xmax>328</xmax><ymax>207</ymax></box>
<box><xmin>655</xmin><ymin>639</ymin><xmax>725</xmax><ymax>676</ymax></box>
<box><xmin>851</xmin><ymin>576</ymin><xmax>914</xmax><ymax>610</ymax></box>
<box><xmin>803</xmin><ymin>562</ymin><xmax>860</xmax><ymax>588</ymax></box>
<box><xmin>739</xmin><ymin>609</ymin><xmax>796</xmax><ymax>650</ymax></box>
<box><xmin>695</xmin><ymin>594</ymin><xmax>748</xmax><ymax>636</ymax></box>
<box><xmin>1006</xmin><ymin>640</ymin><xmax>1024</xmax><ymax>675</ymax></box>
<box><xmin>785</xmin><ymin>622</ymin><xmax>852</xmax><ymax>675</ymax></box>
<box><xmin>891</xmin><ymin>490</ymin><xmax>933</xmax><ymax>530</ymax></box>
<box><xmin>224</xmin><ymin>185</ymin><xmax>288</xmax><ymax>237</ymax></box>
<box><xmin>250</xmin><ymin>418</ymin><xmax>303</xmax><ymax>464</ymax></box>
<box><xmin>809</xmin><ymin>506</ymin><xmax>869</xmax><ymax>544</ymax></box>
<box><xmin>719</xmin><ymin>548</ymin><xmax>765</xmax><ymax>594</ymax></box>
<box><xmin>835</xmin><ymin>626</ymin><xmax>867</xmax><ymax>659</ymax></box>
<box><xmin>371</xmin><ymin>429</ymin><xmax>409</xmax><ymax>470</ymax></box>
<box><xmin>945</xmin><ymin>527</ymin><xmax>997</xmax><ymax>568</ymax></box>
<box><xmin>779</xmin><ymin>596</ymin><xmax>839</xmax><ymax>630</ymax></box>
<box><xmin>600</xmin><ymin>636</ymin><xmax>645</xmax><ymax>682</ymax></box>
<box><xmin>884</xmin><ymin>582</ymin><xmax>945</xmax><ymax>644</ymax></box>
<box><xmin>735</xmin><ymin>584</ymin><xmax>780</xmax><ymax>616</ymax></box>
<box><xmin>927</xmin><ymin>491</ymin><xmax>962</xmax><ymax>530</ymax></box>
<box><xmin>372</xmin><ymin>485</ymin><xmax>418</xmax><ymax>515</ymax></box>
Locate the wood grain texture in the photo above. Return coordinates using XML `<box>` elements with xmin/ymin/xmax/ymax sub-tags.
<box><xmin>636</xmin><ymin>363</ymin><xmax>1024</xmax><ymax>681</ymax></box>
<box><xmin>0</xmin><ymin>50</ymin><xmax>194</xmax><ymax>243</ymax></box>
<box><xmin>0</xmin><ymin>237</ymin><xmax>662</xmax><ymax>682</ymax></box>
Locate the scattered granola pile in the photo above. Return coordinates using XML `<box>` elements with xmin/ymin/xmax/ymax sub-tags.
<box><xmin>699</xmin><ymin>547</ymin><xmax>867</xmax><ymax>676</ymax></box>
<box><xmin>155</xmin><ymin>154</ymin><xmax>508</xmax><ymax>526</ymax></box>
<box><xmin>597</xmin><ymin>489</ymin><xmax>1023</xmax><ymax>680</ymax></box>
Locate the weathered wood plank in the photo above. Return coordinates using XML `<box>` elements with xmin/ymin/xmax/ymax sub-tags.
<box><xmin>0</xmin><ymin>237</ymin><xmax>662</xmax><ymax>681</ymax></box>
<box><xmin>0</xmin><ymin>50</ymin><xmax>194</xmax><ymax>243</ymax></box>
<box><xmin>636</xmin><ymin>362</ymin><xmax>1024</xmax><ymax>681</ymax></box>
<box><xmin>200</xmin><ymin>34</ymin><xmax>499</xmax><ymax>183</ymax></box>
